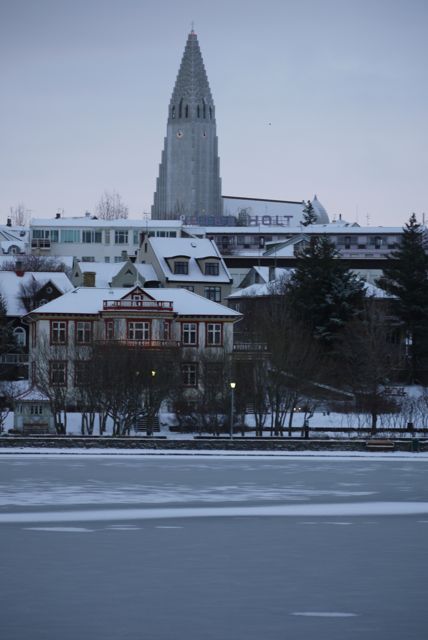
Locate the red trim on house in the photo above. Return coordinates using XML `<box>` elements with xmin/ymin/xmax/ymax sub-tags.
<box><xmin>49</xmin><ymin>360</ymin><xmax>68</xmax><ymax>386</ymax></box>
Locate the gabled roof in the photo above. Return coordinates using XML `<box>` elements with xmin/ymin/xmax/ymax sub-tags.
<box><xmin>28</xmin><ymin>286</ymin><xmax>242</xmax><ymax>318</ymax></box>
<box><xmin>0</xmin><ymin>271</ymin><xmax>74</xmax><ymax>316</ymax></box>
<box><xmin>149</xmin><ymin>237</ymin><xmax>231</xmax><ymax>283</ymax></box>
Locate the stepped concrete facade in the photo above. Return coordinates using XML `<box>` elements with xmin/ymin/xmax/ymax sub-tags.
<box><xmin>151</xmin><ymin>30</ymin><xmax>222</xmax><ymax>220</ymax></box>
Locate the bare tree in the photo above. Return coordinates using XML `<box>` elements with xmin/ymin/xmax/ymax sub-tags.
<box><xmin>9</xmin><ymin>203</ymin><xmax>29</xmax><ymax>227</ymax></box>
<box><xmin>32</xmin><ymin>335</ymin><xmax>69</xmax><ymax>434</ymax></box>
<box><xmin>339</xmin><ymin>302</ymin><xmax>403</xmax><ymax>434</ymax></box>
<box><xmin>0</xmin><ymin>255</ymin><xmax>67</xmax><ymax>272</ymax></box>
<box><xmin>95</xmin><ymin>190</ymin><xmax>129</xmax><ymax>220</ymax></box>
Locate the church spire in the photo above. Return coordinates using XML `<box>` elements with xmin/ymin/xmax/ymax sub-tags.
<box><xmin>151</xmin><ymin>31</ymin><xmax>222</xmax><ymax>220</ymax></box>
<box><xmin>168</xmin><ymin>30</ymin><xmax>215</xmax><ymax>124</ymax></box>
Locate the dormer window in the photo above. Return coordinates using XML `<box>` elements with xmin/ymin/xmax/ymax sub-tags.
<box><xmin>174</xmin><ymin>261</ymin><xmax>189</xmax><ymax>275</ymax></box>
<box><xmin>204</xmin><ymin>262</ymin><xmax>219</xmax><ymax>276</ymax></box>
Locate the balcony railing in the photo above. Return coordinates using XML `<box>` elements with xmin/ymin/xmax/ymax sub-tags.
<box><xmin>103</xmin><ymin>299</ymin><xmax>173</xmax><ymax>311</ymax></box>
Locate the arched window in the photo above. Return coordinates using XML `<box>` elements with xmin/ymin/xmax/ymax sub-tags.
<box><xmin>185</xmin><ymin>104</ymin><xmax>189</xmax><ymax>118</ymax></box>
<box><xmin>209</xmin><ymin>106</ymin><xmax>213</xmax><ymax>120</ymax></box>
<box><xmin>171</xmin><ymin>105</ymin><xmax>176</xmax><ymax>119</ymax></box>
<box><xmin>197</xmin><ymin>105</ymin><xmax>200</xmax><ymax>118</ymax></box>
<box><xmin>13</xmin><ymin>327</ymin><xmax>26</xmax><ymax>347</ymax></box>
<box><xmin>179</xmin><ymin>98</ymin><xmax>183</xmax><ymax>118</ymax></box>
<box><xmin>202</xmin><ymin>99</ymin><xmax>206</xmax><ymax>119</ymax></box>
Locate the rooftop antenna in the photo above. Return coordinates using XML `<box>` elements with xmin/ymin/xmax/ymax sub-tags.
<box><xmin>191</xmin><ymin>20</ymin><xmax>195</xmax><ymax>33</ymax></box>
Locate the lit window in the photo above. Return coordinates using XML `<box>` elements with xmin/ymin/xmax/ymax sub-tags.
<box><xmin>182</xmin><ymin>323</ymin><xmax>197</xmax><ymax>345</ymax></box>
<box><xmin>206</xmin><ymin>323</ymin><xmax>222</xmax><ymax>346</ymax></box>
<box><xmin>51</xmin><ymin>321</ymin><xmax>67</xmax><ymax>345</ymax></box>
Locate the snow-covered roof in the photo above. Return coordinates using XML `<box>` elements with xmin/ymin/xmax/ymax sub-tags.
<box><xmin>76</xmin><ymin>262</ymin><xmax>124</xmax><ymax>287</ymax></box>
<box><xmin>0</xmin><ymin>272</ymin><xmax>74</xmax><ymax>316</ymax></box>
<box><xmin>149</xmin><ymin>237</ymin><xmax>231</xmax><ymax>283</ymax></box>
<box><xmin>15</xmin><ymin>385</ymin><xmax>50</xmax><ymax>402</ymax></box>
<box><xmin>133</xmin><ymin>263</ymin><xmax>158</xmax><ymax>281</ymax></box>
<box><xmin>28</xmin><ymin>287</ymin><xmax>242</xmax><ymax>318</ymax></box>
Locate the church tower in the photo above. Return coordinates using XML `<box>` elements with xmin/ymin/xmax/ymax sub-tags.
<box><xmin>151</xmin><ymin>30</ymin><xmax>223</xmax><ymax>220</ymax></box>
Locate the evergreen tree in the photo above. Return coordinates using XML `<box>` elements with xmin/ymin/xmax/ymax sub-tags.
<box><xmin>287</xmin><ymin>236</ymin><xmax>365</xmax><ymax>346</ymax></box>
<box><xmin>376</xmin><ymin>213</ymin><xmax>428</xmax><ymax>381</ymax></box>
<box><xmin>301</xmin><ymin>200</ymin><xmax>318</xmax><ymax>226</ymax></box>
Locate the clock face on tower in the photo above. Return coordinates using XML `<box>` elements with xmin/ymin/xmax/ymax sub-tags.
<box><xmin>176</xmin><ymin>130</ymin><xmax>183</xmax><ymax>138</ymax></box>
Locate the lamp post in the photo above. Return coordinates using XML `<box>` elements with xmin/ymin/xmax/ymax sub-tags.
<box><xmin>147</xmin><ymin>370</ymin><xmax>156</xmax><ymax>436</ymax></box>
<box><xmin>230</xmin><ymin>382</ymin><xmax>236</xmax><ymax>439</ymax></box>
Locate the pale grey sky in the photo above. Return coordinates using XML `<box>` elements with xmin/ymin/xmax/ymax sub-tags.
<box><xmin>1</xmin><ymin>0</ymin><xmax>427</xmax><ymax>226</ymax></box>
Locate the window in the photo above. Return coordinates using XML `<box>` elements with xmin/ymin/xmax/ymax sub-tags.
<box><xmin>204</xmin><ymin>287</ymin><xmax>221</xmax><ymax>303</ymax></box>
<box><xmin>51</xmin><ymin>320</ymin><xmax>67</xmax><ymax>345</ymax></box>
<box><xmin>161</xmin><ymin>320</ymin><xmax>171</xmax><ymax>341</ymax></box>
<box><xmin>81</xmin><ymin>256</ymin><xmax>95</xmax><ymax>262</ymax></box>
<box><xmin>133</xmin><ymin>230</ymin><xmax>140</xmax><ymax>245</ymax></box>
<box><xmin>182</xmin><ymin>363</ymin><xmax>197</xmax><ymax>387</ymax></box>
<box><xmin>74</xmin><ymin>361</ymin><xmax>89</xmax><ymax>386</ymax></box>
<box><xmin>182</xmin><ymin>323</ymin><xmax>197</xmax><ymax>345</ymax></box>
<box><xmin>128</xmin><ymin>321</ymin><xmax>150</xmax><ymax>341</ymax></box>
<box><xmin>205</xmin><ymin>363</ymin><xmax>223</xmax><ymax>387</ymax></box>
<box><xmin>104</xmin><ymin>257</ymin><xmax>110</xmax><ymax>263</ymax></box>
<box><xmin>115</xmin><ymin>230</ymin><xmax>128</xmax><ymax>244</ymax></box>
<box><xmin>206</xmin><ymin>323</ymin><xmax>222</xmax><ymax>346</ymax></box>
<box><xmin>50</xmin><ymin>361</ymin><xmax>67</xmax><ymax>386</ymax></box>
<box><xmin>105</xmin><ymin>230</ymin><xmax>110</xmax><ymax>244</ymax></box>
<box><xmin>174</xmin><ymin>261</ymin><xmax>188</xmax><ymax>275</ymax></box>
<box><xmin>205</xmin><ymin>262</ymin><xmax>219</xmax><ymax>276</ymax></box>
<box><xmin>82</xmin><ymin>230</ymin><xmax>102</xmax><ymax>243</ymax></box>
<box><xmin>33</xmin><ymin>229</ymin><xmax>58</xmax><ymax>242</ymax></box>
<box><xmin>30</xmin><ymin>405</ymin><xmax>43</xmax><ymax>415</ymax></box>
<box><xmin>105</xmin><ymin>321</ymin><xmax>114</xmax><ymax>340</ymax></box>
<box><xmin>180</xmin><ymin>285</ymin><xmax>194</xmax><ymax>292</ymax></box>
<box><xmin>60</xmin><ymin>229</ymin><xmax>80</xmax><ymax>243</ymax></box>
<box><xmin>13</xmin><ymin>327</ymin><xmax>26</xmax><ymax>347</ymax></box>
<box><xmin>76</xmin><ymin>321</ymin><xmax>92</xmax><ymax>344</ymax></box>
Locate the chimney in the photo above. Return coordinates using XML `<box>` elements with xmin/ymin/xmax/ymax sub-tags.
<box><xmin>55</xmin><ymin>212</ymin><xmax>61</xmax><ymax>219</ymax></box>
<box><xmin>83</xmin><ymin>272</ymin><xmax>96</xmax><ymax>287</ymax></box>
<box><xmin>15</xmin><ymin>260</ymin><xmax>24</xmax><ymax>277</ymax></box>
<box><xmin>6</xmin><ymin>217</ymin><xmax>12</xmax><ymax>227</ymax></box>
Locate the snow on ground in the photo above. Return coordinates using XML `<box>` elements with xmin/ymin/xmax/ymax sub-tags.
<box><xmin>1</xmin><ymin>501</ymin><xmax>428</xmax><ymax>524</ymax></box>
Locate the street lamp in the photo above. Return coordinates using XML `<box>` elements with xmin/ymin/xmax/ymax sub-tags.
<box><xmin>230</xmin><ymin>382</ymin><xmax>236</xmax><ymax>439</ymax></box>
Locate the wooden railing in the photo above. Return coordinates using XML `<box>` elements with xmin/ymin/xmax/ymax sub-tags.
<box><xmin>103</xmin><ymin>299</ymin><xmax>173</xmax><ymax>311</ymax></box>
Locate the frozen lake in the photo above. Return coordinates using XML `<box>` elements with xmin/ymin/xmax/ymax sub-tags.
<box><xmin>0</xmin><ymin>454</ymin><xmax>427</xmax><ymax>640</ymax></box>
